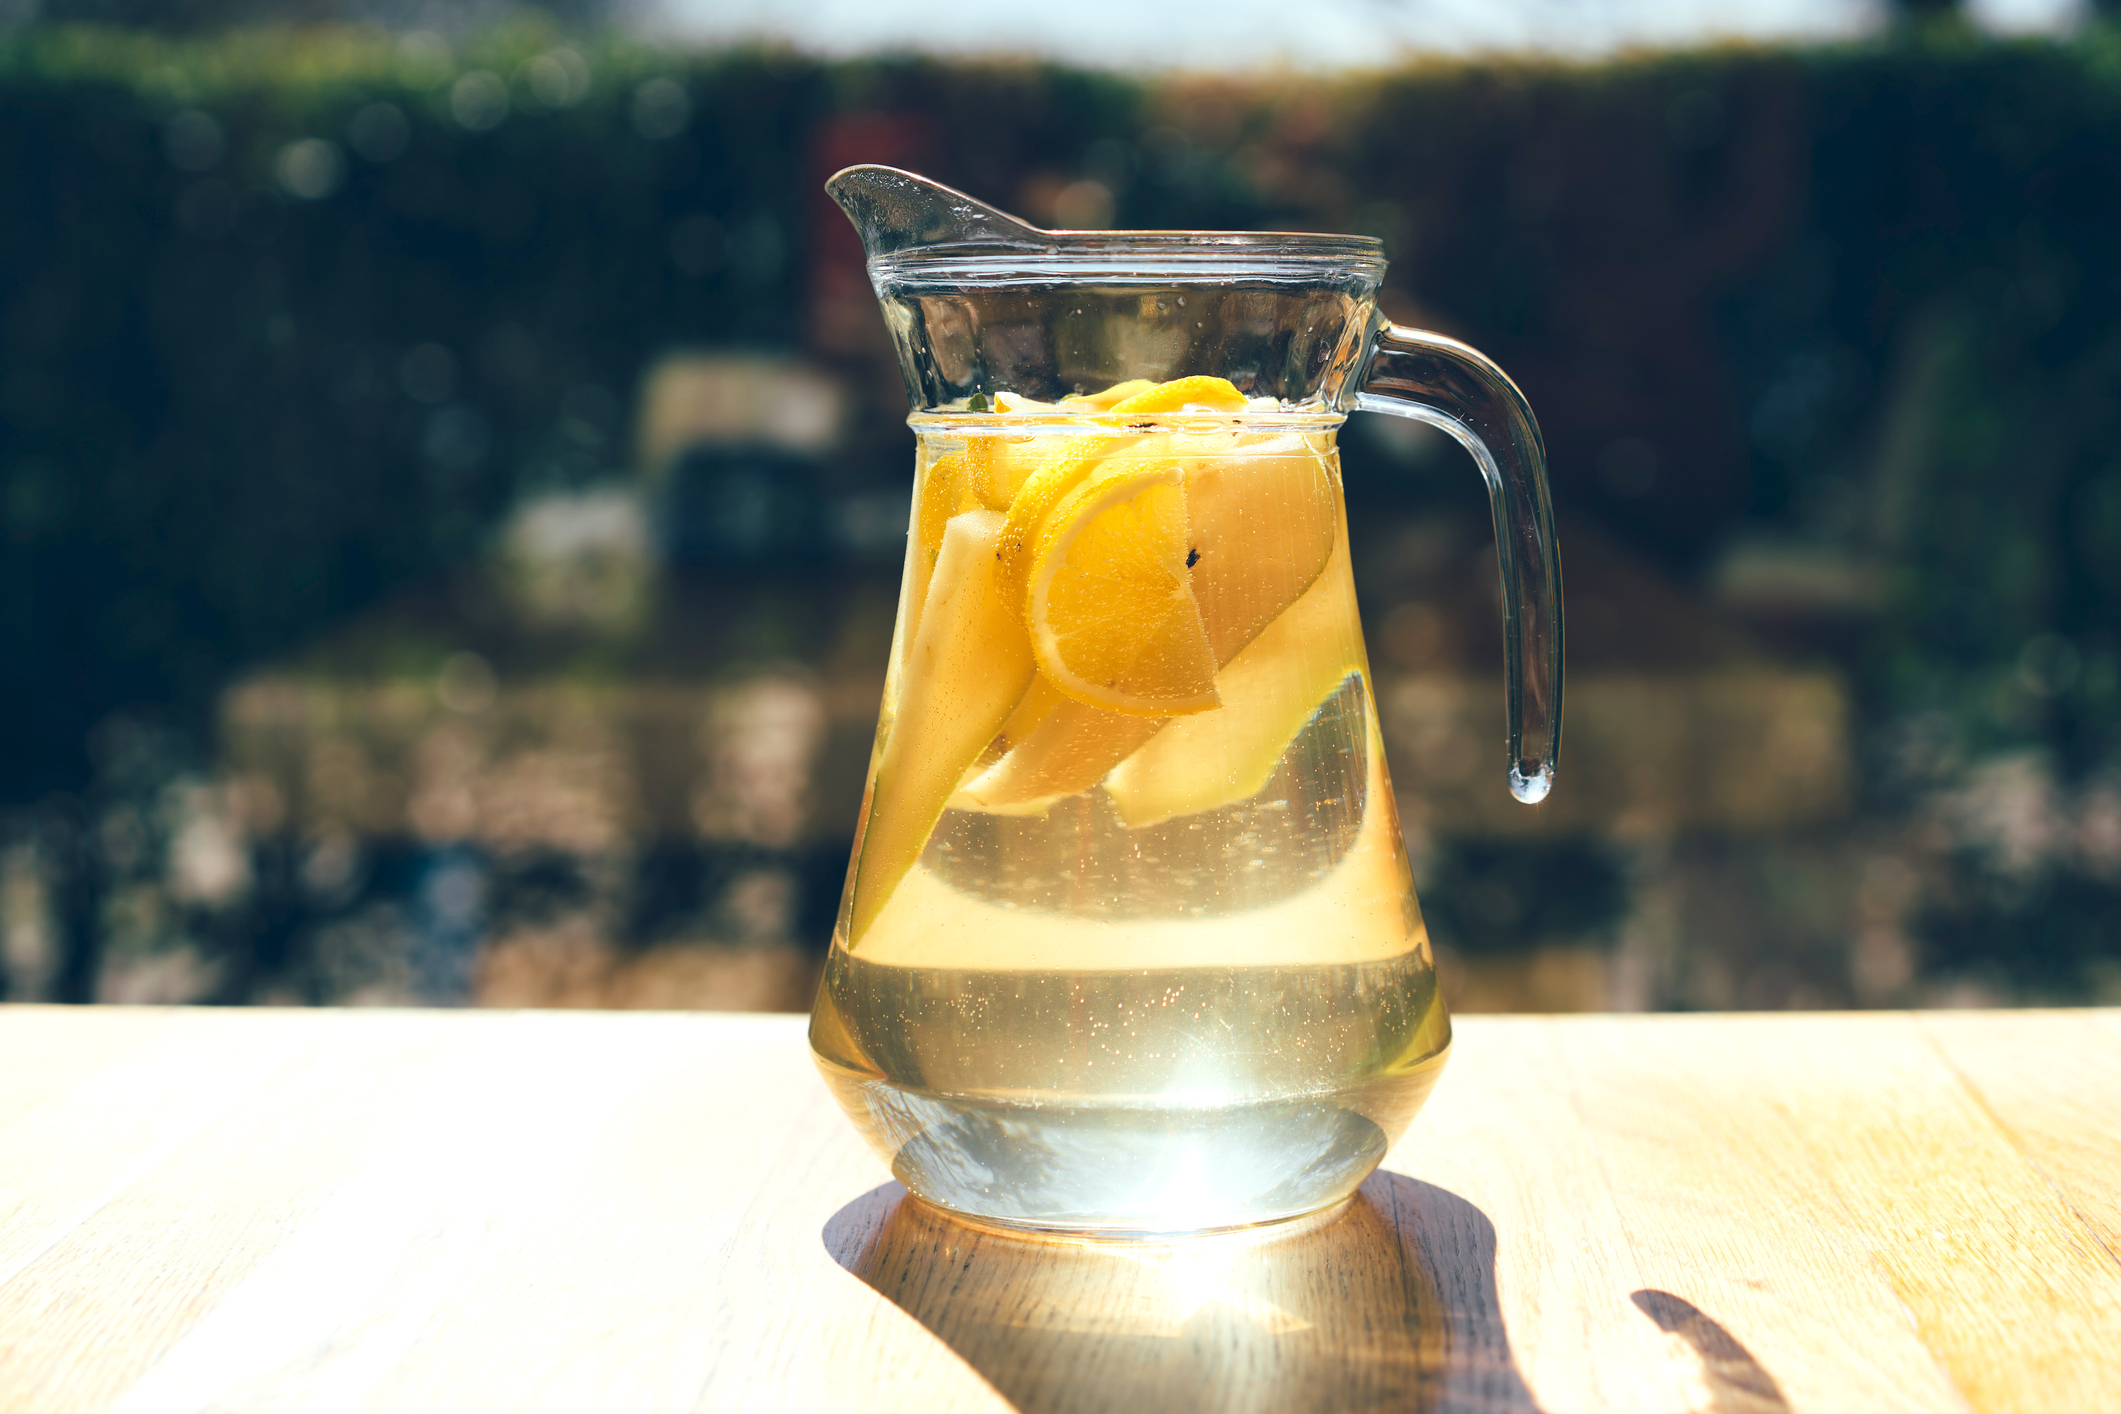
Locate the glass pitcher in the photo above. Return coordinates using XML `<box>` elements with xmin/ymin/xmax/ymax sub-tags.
<box><xmin>808</xmin><ymin>167</ymin><xmax>1562</xmax><ymax>1237</ymax></box>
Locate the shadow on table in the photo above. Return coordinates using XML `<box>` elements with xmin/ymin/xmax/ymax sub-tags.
<box><xmin>822</xmin><ymin>1170</ymin><xmax>1544</xmax><ymax>1414</ymax></box>
<box><xmin>1630</xmin><ymin>1289</ymin><xmax>1791</xmax><ymax>1414</ymax></box>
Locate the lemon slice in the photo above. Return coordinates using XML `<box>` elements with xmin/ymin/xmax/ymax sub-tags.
<box><xmin>1107</xmin><ymin>375</ymin><xmax>1248</xmax><ymax>415</ymax></box>
<box><xmin>944</xmin><ymin>385</ymin><xmax>1175</xmax><ymax>519</ymax></box>
<box><xmin>1050</xmin><ymin>373</ymin><xmax>1246</xmax><ymax>415</ymax></box>
<box><xmin>962</xmin><ymin>392</ymin><xmax>1060</xmax><ymax>510</ymax></box>
<box><xmin>990</xmin><ymin>378</ymin><xmax>1247</xmax><ymax>600</ymax></box>
<box><xmin>1025</xmin><ymin>461</ymin><xmax>1220</xmax><ymax>718</ymax></box>
<box><xmin>1060</xmin><ymin>378</ymin><xmax>1155</xmax><ymax>411</ymax></box>
<box><xmin>994</xmin><ymin>434</ymin><xmax>1135</xmax><ymax>601</ymax></box>
<box><xmin>970</xmin><ymin>435</ymin><xmax>1042</xmax><ymax>510</ymax></box>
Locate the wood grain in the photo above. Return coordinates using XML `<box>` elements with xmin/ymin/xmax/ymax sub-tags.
<box><xmin>1410</xmin><ymin>1016</ymin><xmax>1976</xmax><ymax>1414</ymax></box>
<box><xmin>0</xmin><ymin>1006</ymin><xmax>2115</xmax><ymax>1413</ymax></box>
<box><xmin>1919</xmin><ymin>1010</ymin><xmax>2121</xmax><ymax>1268</ymax></box>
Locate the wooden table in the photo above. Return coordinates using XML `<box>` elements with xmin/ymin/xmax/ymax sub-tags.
<box><xmin>4</xmin><ymin>1007</ymin><xmax>2117</xmax><ymax>1412</ymax></box>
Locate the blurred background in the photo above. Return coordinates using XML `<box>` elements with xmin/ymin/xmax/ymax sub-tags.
<box><xmin>3</xmin><ymin>0</ymin><xmax>2119</xmax><ymax>1015</ymax></box>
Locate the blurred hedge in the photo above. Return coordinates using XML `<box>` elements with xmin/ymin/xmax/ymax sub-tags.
<box><xmin>4</xmin><ymin>22</ymin><xmax>2121</xmax><ymax>817</ymax></box>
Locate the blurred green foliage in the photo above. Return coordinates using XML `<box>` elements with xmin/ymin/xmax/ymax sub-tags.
<box><xmin>1</xmin><ymin>24</ymin><xmax>825</xmax><ymax>796</ymax></box>
<box><xmin>4</xmin><ymin>24</ymin><xmax>2121</xmax><ymax>1001</ymax></box>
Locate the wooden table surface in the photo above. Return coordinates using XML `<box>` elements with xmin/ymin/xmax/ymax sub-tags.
<box><xmin>3</xmin><ymin>1006</ymin><xmax>2117</xmax><ymax>1413</ymax></box>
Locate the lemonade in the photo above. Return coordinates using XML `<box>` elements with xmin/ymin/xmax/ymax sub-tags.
<box><xmin>809</xmin><ymin>376</ymin><xmax>1450</xmax><ymax>1235</ymax></box>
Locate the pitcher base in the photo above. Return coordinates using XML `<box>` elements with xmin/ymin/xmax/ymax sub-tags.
<box><xmin>817</xmin><ymin>1059</ymin><xmax>1445</xmax><ymax>1237</ymax></box>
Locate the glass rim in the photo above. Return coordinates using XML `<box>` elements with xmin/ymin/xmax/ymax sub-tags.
<box><xmin>907</xmin><ymin>408</ymin><xmax>1349</xmax><ymax>430</ymax></box>
<box><xmin>871</xmin><ymin>232</ymin><xmax>1387</xmax><ymax>288</ymax></box>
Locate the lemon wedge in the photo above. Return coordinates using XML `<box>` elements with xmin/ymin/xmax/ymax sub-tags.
<box><xmin>1181</xmin><ymin>432</ymin><xmax>1339</xmax><ymax>661</ymax></box>
<box><xmin>916</xmin><ymin>445</ymin><xmax>979</xmax><ymax>561</ymax></box>
<box><xmin>851</xmin><ymin>509</ymin><xmax>1034</xmax><ymax>943</ymax></box>
<box><xmin>1106</xmin><ymin>537</ymin><xmax>1363</xmax><ymax>828</ymax></box>
<box><xmin>908</xmin><ymin>445</ymin><xmax>985</xmax><ymax>639</ymax></box>
<box><xmin>923</xmin><ymin>376</ymin><xmax>1280</xmax><ymax>816</ymax></box>
<box><xmin>1100</xmin><ymin>434</ymin><xmax>1345</xmax><ymax>824</ymax></box>
<box><xmin>954</xmin><ymin>697</ymin><xmax>1162</xmax><ymax>811</ymax></box>
<box><xmin>1025</xmin><ymin>459</ymin><xmax>1220</xmax><ymax>718</ymax></box>
<box><xmin>964</xmin><ymin>392</ymin><xmax>1061</xmax><ymax>510</ymax></box>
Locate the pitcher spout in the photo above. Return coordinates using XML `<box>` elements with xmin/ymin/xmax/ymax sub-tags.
<box><xmin>825</xmin><ymin>165</ymin><xmax>1054</xmax><ymax>261</ymax></box>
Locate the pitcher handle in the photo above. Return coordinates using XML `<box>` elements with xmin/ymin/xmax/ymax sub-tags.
<box><xmin>1354</xmin><ymin>321</ymin><xmax>1563</xmax><ymax>804</ymax></box>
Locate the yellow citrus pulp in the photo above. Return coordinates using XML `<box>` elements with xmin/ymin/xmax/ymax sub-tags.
<box><xmin>853</xmin><ymin>375</ymin><xmax>1360</xmax><ymax>941</ymax></box>
<box><xmin>1026</xmin><ymin>459</ymin><xmax>1222</xmax><ymax>717</ymax></box>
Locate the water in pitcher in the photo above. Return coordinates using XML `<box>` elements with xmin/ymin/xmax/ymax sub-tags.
<box><xmin>809</xmin><ymin>377</ymin><xmax>1450</xmax><ymax>1236</ymax></box>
